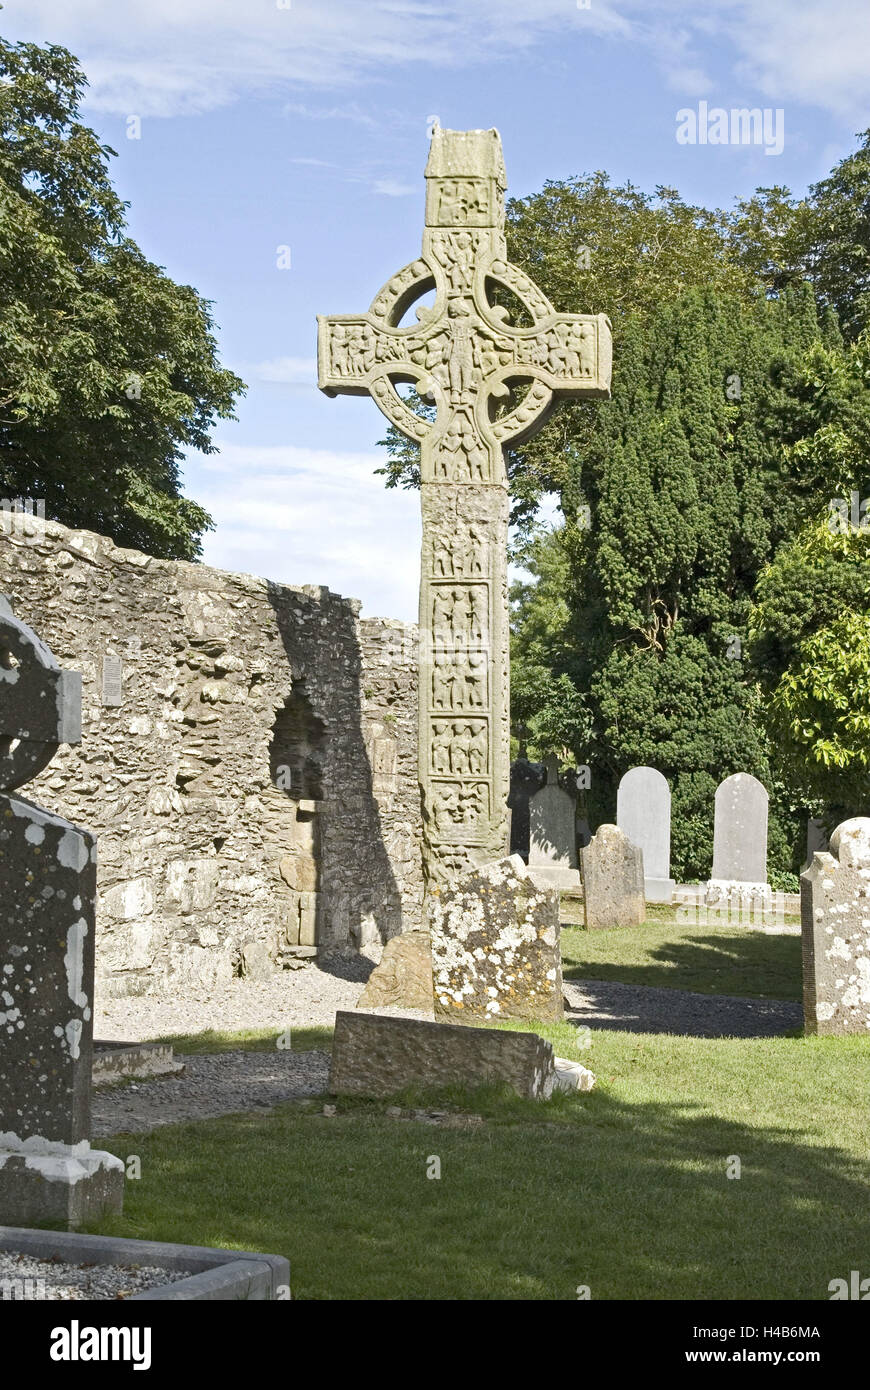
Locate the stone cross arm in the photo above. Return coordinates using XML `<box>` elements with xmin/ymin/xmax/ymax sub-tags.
<box><xmin>317</xmin><ymin>127</ymin><xmax>612</xmax><ymax>473</ymax></box>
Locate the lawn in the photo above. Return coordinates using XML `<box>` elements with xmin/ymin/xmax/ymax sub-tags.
<box><xmin>86</xmin><ymin>916</ymin><xmax>868</xmax><ymax>1300</ymax></box>
<box><xmin>92</xmin><ymin>1024</ymin><xmax>870</xmax><ymax>1298</ymax></box>
<box><xmin>562</xmin><ymin>919</ymin><xmax>802</xmax><ymax>1000</ymax></box>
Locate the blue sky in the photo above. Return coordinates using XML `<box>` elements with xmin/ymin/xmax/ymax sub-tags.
<box><xmin>3</xmin><ymin>0</ymin><xmax>869</xmax><ymax>619</ymax></box>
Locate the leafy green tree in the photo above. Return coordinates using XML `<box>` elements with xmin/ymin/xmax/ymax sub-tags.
<box><xmin>511</xmin><ymin>289</ymin><xmax>829</xmax><ymax>878</ymax></box>
<box><xmin>750</xmin><ymin>333</ymin><xmax>870</xmax><ymax>815</ymax></box>
<box><xmin>801</xmin><ymin>130</ymin><xmax>870</xmax><ymax>342</ymax></box>
<box><xmin>0</xmin><ymin>35</ymin><xmax>244</xmax><ymax>559</ymax></box>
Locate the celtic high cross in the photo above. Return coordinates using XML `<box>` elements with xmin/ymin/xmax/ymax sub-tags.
<box><xmin>318</xmin><ymin>128</ymin><xmax>611</xmax><ymax>888</ymax></box>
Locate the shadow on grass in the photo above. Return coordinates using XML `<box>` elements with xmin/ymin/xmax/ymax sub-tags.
<box><xmin>563</xmin><ymin>928</ymin><xmax>802</xmax><ymax>1001</ymax></box>
<box><xmin>562</xmin><ymin>979</ymin><xmax>802</xmax><ymax>1039</ymax></box>
<box><xmin>91</xmin><ymin>1044</ymin><xmax>870</xmax><ymax>1301</ymax></box>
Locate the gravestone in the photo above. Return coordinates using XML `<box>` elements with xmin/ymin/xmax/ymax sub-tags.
<box><xmin>708</xmin><ymin>772</ymin><xmax>770</xmax><ymax>908</ymax></box>
<box><xmin>801</xmin><ymin>817</ymin><xmax>870</xmax><ymax>1035</ymax></box>
<box><xmin>429</xmin><ymin>855</ymin><xmax>563</xmax><ymax>1023</ymax></box>
<box><xmin>318</xmin><ymin>127</ymin><xmax>611</xmax><ymax>890</ymax></box>
<box><xmin>329</xmin><ymin>1011</ymin><xmax>557</xmax><ymax>1100</ymax></box>
<box><xmin>507</xmin><ymin>758</ymin><xmax>545</xmax><ymax>860</ymax></box>
<box><xmin>0</xmin><ymin>596</ymin><xmax>124</xmax><ymax>1227</ymax></box>
<box><xmin>527</xmin><ymin>754</ymin><xmax>581</xmax><ymax>889</ymax></box>
<box><xmin>580</xmin><ymin>824</ymin><xmax>645</xmax><ymax>930</ymax></box>
<box><xmin>803</xmin><ymin>817</ymin><xmax>828</xmax><ymax>870</ymax></box>
<box><xmin>616</xmin><ymin>766</ymin><xmax>675</xmax><ymax>902</ymax></box>
<box><xmin>357</xmin><ymin>929</ymin><xmax>434</xmax><ymax>1010</ymax></box>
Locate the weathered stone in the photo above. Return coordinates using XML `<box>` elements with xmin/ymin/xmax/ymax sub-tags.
<box><xmin>528</xmin><ymin>754</ymin><xmax>581</xmax><ymax>889</ymax></box>
<box><xmin>318</xmin><ymin>127</ymin><xmax>611</xmax><ymax>890</ymax></box>
<box><xmin>238</xmin><ymin>940</ymin><xmax>272</xmax><ymax>980</ymax></box>
<box><xmin>0</xmin><ymin>520</ymin><xmax>424</xmax><ymax>993</ymax></box>
<box><xmin>328</xmin><ymin>1010</ymin><xmax>556</xmax><ymax>1100</ymax></box>
<box><xmin>580</xmin><ymin>824</ymin><xmax>645</xmax><ymax>930</ymax></box>
<box><xmin>428</xmin><ymin>854</ymin><xmax>563</xmax><ymax>1023</ymax></box>
<box><xmin>0</xmin><ymin>599</ymin><xmax>124</xmax><ymax>1228</ymax></box>
<box><xmin>616</xmin><ymin>766</ymin><xmax>675</xmax><ymax>903</ymax></box>
<box><xmin>709</xmin><ymin>772</ymin><xmax>769</xmax><ymax>906</ymax></box>
<box><xmin>357</xmin><ymin>930</ymin><xmax>434</xmax><ymax>1009</ymax></box>
<box><xmin>802</xmin><ymin>817</ymin><xmax>870</xmax><ymax>1035</ymax></box>
<box><xmin>552</xmin><ymin>1057</ymin><xmax>596</xmax><ymax>1093</ymax></box>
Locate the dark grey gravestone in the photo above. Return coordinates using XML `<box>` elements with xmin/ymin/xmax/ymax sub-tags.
<box><xmin>616</xmin><ymin>766</ymin><xmax>675</xmax><ymax>903</ymax></box>
<box><xmin>801</xmin><ymin>818</ymin><xmax>870</xmax><ymax>1036</ymax></box>
<box><xmin>0</xmin><ymin>597</ymin><xmax>124</xmax><ymax>1228</ymax></box>
<box><xmin>527</xmin><ymin>754</ymin><xmax>581</xmax><ymax>889</ymax></box>
<box><xmin>580</xmin><ymin>823</ymin><xmax>645</xmax><ymax>930</ymax></box>
<box><xmin>803</xmin><ymin>817</ymin><xmax>828</xmax><ymax>871</ymax></box>
<box><xmin>328</xmin><ymin>1011</ymin><xmax>556</xmax><ymax>1100</ymax></box>
<box><xmin>508</xmin><ymin>759</ymin><xmax>545</xmax><ymax>860</ymax></box>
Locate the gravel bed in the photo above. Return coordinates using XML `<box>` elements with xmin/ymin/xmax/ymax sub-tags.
<box><xmin>92</xmin><ymin>1049</ymin><xmax>332</xmax><ymax>1137</ymax></box>
<box><xmin>94</xmin><ymin>954</ymin><xmax>374</xmax><ymax>1044</ymax></box>
<box><xmin>0</xmin><ymin>1252</ymin><xmax>190</xmax><ymax>1300</ymax></box>
<box><xmin>563</xmin><ymin>977</ymin><xmax>802</xmax><ymax>1038</ymax></box>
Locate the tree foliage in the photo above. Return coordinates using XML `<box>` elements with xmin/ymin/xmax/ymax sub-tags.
<box><xmin>0</xmin><ymin>36</ymin><xmax>244</xmax><ymax>559</ymax></box>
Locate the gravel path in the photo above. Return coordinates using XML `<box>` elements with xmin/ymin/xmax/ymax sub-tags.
<box><xmin>92</xmin><ymin>1049</ymin><xmax>331</xmax><ymax>1137</ymax></box>
<box><xmin>0</xmin><ymin>1252</ymin><xmax>190</xmax><ymax>1300</ymax></box>
<box><xmin>562</xmin><ymin>978</ymin><xmax>802</xmax><ymax>1038</ymax></box>
<box><xmin>94</xmin><ymin>953</ymin><xmax>373</xmax><ymax>1043</ymax></box>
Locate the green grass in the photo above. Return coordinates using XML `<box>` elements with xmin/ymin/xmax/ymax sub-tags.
<box><xmin>87</xmin><ymin>921</ymin><xmax>866</xmax><ymax>1299</ymax></box>
<box><xmin>152</xmin><ymin>1026</ymin><xmax>333</xmax><ymax>1055</ymax></box>
<box><xmin>562</xmin><ymin>920</ymin><xmax>802</xmax><ymax>1000</ymax></box>
<box><xmin>94</xmin><ymin>1025</ymin><xmax>870</xmax><ymax>1300</ymax></box>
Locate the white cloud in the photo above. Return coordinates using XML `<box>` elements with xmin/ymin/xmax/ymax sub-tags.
<box><xmin>3</xmin><ymin>0</ymin><xmax>867</xmax><ymax>125</ymax></box>
<box><xmin>192</xmin><ymin>441</ymin><xmax>421</xmax><ymax>621</ymax></box>
<box><xmin>0</xmin><ymin>1</ymin><xmax>631</xmax><ymax>117</ymax></box>
<box><xmin>372</xmin><ymin>179</ymin><xmax>417</xmax><ymax>197</ymax></box>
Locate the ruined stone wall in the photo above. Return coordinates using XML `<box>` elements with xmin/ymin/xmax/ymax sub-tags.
<box><xmin>0</xmin><ymin>518</ymin><xmax>422</xmax><ymax>997</ymax></box>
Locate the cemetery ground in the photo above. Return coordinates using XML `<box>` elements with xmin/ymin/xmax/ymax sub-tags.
<box><xmin>84</xmin><ymin>915</ymin><xmax>870</xmax><ymax>1302</ymax></box>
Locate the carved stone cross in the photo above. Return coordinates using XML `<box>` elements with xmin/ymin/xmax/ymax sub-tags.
<box><xmin>318</xmin><ymin>128</ymin><xmax>611</xmax><ymax>887</ymax></box>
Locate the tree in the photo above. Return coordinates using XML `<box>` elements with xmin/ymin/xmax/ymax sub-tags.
<box><xmin>0</xmin><ymin>35</ymin><xmax>244</xmax><ymax>559</ymax></box>
<box><xmin>511</xmin><ymin>289</ymin><xmax>829</xmax><ymax>879</ymax></box>
<box><xmin>801</xmin><ymin>130</ymin><xmax>870</xmax><ymax>342</ymax></box>
<box><xmin>749</xmin><ymin>332</ymin><xmax>870</xmax><ymax>815</ymax></box>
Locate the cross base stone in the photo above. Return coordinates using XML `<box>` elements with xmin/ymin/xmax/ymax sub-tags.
<box><xmin>0</xmin><ymin>1138</ymin><xmax>125</xmax><ymax>1230</ymax></box>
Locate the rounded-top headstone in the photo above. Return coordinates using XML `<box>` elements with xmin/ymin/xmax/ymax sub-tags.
<box><xmin>711</xmin><ymin>772</ymin><xmax>769</xmax><ymax>884</ymax></box>
<box><xmin>616</xmin><ymin>766</ymin><xmax>672</xmax><ymax>893</ymax></box>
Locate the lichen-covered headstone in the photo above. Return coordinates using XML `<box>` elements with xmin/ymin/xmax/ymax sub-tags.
<box><xmin>580</xmin><ymin>823</ymin><xmax>645</xmax><ymax>930</ymax></box>
<box><xmin>801</xmin><ymin>817</ymin><xmax>870</xmax><ymax>1036</ymax></box>
<box><xmin>0</xmin><ymin>596</ymin><xmax>124</xmax><ymax>1227</ymax></box>
<box><xmin>528</xmin><ymin>754</ymin><xmax>581</xmax><ymax>889</ymax></box>
<box><xmin>428</xmin><ymin>855</ymin><xmax>563</xmax><ymax>1023</ymax></box>
<box><xmin>616</xmin><ymin>766</ymin><xmax>675</xmax><ymax>903</ymax></box>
